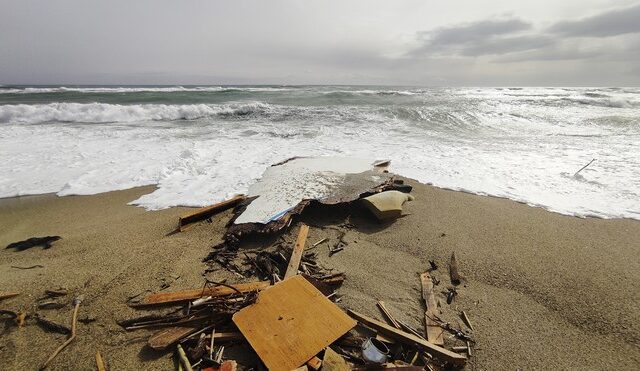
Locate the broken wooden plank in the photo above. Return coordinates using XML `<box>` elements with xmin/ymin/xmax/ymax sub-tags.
<box><xmin>376</xmin><ymin>301</ymin><xmax>402</xmax><ymax>329</ymax></box>
<box><xmin>204</xmin><ymin>332</ymin><xmax>244</xmax><ymax>343</ymax></box>
<box><xmin>306</xmin><ymin>356</ymin><xmax>322</xmax><ymax>370</ymax></box>
<box><xmin>178</xmin><ymin>195</ymin><xmax>245</xmax><ymax>232</ymax></box>
<box><xmin>420</xmin><ymin>272</ymin><xmax>444</xmax><ymax>345</ymax></box>
<box><xmin>449</xmin><ymin>252</ymin><xmax>461</xmax><ymax>285</ymax></box>
<box><xmin>233</xmin><ymin>276</ymin><xmax>356</xmax><ymax>371</ymax></box>
<box><xmin>134</xmin><ymin>281</ymin><xmax>270</xmax><ymax>306</ymax></box>
<box><xmin>148</xmin><ymin>326</ymin><xmax>200</xmax><ymax>350</ymax></box>
<box><xmin>347</xmin><ymin>310</ymin><xmax>466</xmax><ymax>366</ymax></box>
<box><xmin>461</xmin><ymin>310</ymin><xmax>474</xmax><ymax>331</ymax></box>
<box><xmin>284</xmin><ymin>224</ymin><xmax>310</xmax><ymax>279</ymax></box>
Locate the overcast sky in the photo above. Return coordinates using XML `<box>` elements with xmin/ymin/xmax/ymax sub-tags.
<box><xmin>1</xmin><ymin>0</ymin><xmax>639</xmax><ymax>86</ymax></box>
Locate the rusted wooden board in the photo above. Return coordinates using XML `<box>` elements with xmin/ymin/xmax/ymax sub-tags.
<box><xmin>148</xmin><ymin>325</ymin><xmax>200</xmax><ymax>350</ymax></box>
<box><xmin>178</xmin><ymin>195</ymin><xmax>245</xmax><ymax>232</ymax></box>
<box><xmin>233</xmin><ymin>276</ymin><xmax>356</xmax><ymax>371</ymax></box>
<box><xmin>134</xmin><ymin>281</ymin><xmax>270</xmax><ymax>306</ymax></box>
<box><xmin>284</xmin><ymin>224</ymin><xmax>310</xmax><ymax>279</ymax></box>
<box><xmin>347</xmin><ymin>310</ymin><xmax>466</xmax><ymax>366</ymax></box>
<box><xmin>420</xmin><ymin>272</ymin><xmax>444</xmax><ymax>345</ymax></box>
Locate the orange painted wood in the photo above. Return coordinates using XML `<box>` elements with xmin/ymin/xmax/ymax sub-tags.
<box><xmin>233</xmin><ymin>276</ymin><xmax>356</xmax><ymax>371</ymax></box>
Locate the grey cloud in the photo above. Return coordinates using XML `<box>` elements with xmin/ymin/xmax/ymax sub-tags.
<box><xmin>420</xmin><ymin>19</ymin><xmax>531</xmax><ymax>47</ymax></box>
<box><xmin>549</xmin><ymin>3</ymin><xmax>640</xmax><ymax>37</ymax></box>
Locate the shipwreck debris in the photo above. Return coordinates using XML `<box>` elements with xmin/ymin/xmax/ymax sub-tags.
<box><xmin>420</xmin><ymin>272</ymin><xmax>444</xmax><ymax>345</ymax></box>
<box><xmin>233</xmin><ymin>276</ymin><xmax>356</xmax><ymax>371</ymax></box>
<box><xmin>177</xmin><ymin>195</ymin><xmax>246</xmax><ymax>232</ymax></box>
<box><xmin>361</xmin><ymin>190</ymin><xmax>414</xmax><ymax>220</ymax></box>
<box><xmin>40</xmin><ymin>295</ymin><xmax>83</xmax><ymax>370</ymax></box>
<box><xmin>449</xmin><ymin>252</ymin><xmax>461</xmax><ymax>285</ymax></box>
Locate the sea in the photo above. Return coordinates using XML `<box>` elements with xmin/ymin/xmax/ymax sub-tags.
<box><xmin>0</xmin><ymin>85</ymin><xmax>638</xmax><ymax>220</ymax></box>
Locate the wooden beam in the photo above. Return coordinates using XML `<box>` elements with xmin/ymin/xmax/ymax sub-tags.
<box><xmin>420</xmin><ymin>272</ymin><xmax>444</xmax><ymax>345</ymax></box>
<box><xmin>376</xmin><ymin>301</ymin><xmax>402</xmax><ymax>329</ymax></box>
<box><xmin>178</xmin><ymin>195</ymin><xmax>245</xmax><ymax>232</ymax></box>
<box><xmin>347</xmin><ymin>310</ymin><xmax>466</xmax><ymax>366</ymax></box>
<box><xmin>284</xmin><ymin>224</ymin><xmax>309</xmax><ymax>279</ymax></box>
<box><xmin>134</xmin><ymin>281</ymin><xmax>270</xmax><ymax>306</ymax></box>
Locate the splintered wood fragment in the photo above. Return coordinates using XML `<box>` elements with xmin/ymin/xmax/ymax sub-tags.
<box><xmin>420</xmin><ymin>272</ymin><xmax>444</xmax><ymax>345</ymax></box>
<box><xmin>0</xmin><ymin>292</ymin><xmax>19</xmax><ymax>301</ymax></box>
<box><xmin>95</xmin><ymin>351</ymin><xmax>106</xmax><ymax>371</ymax></box>
<box><xmin>347</xmin><ymin>310</ymin><xmax>466</xmax><ymax>366</ymax></box>
<box><xmin>284</xmin><ymin>224</ymin><xmax>310</xmax><ymax>279</ymax></box>
<box><xmin>449</xmin><ymin>252</ymin><xmax>461</xmax><ymax>285</ymax></box>
<box><xmin>461</xmin><ymin>311</ymin><xmax>474</xmax><ymax>331</ymax></box>
<box><xmin>178</xmin><ymin>195</ymin><xmax>245</xmax><ymax>232</ymax></box>
<box><xmin>204</xmin><ymin>332</ymin><xmax>244</xmax><ymax>342</ymax></box>
<box><xmin>306</xmin><ymin>356</ymin><xmax>322</xmax><ymax>370</ymax></box>
<box><xmin>135</xmin><ymin>281</ymin><xmax>270</xmax><ymax>306</ymax></box>
<box><xmin>176</xmin><ymin>344</ymin><xmax>194</xmax><ymax>371</ymax></box>
<box><xmin>376</xmin><ymin>301</ymin><xmax>402</xmax><ymax>329</ymax></box>
<box><xmin>148</xmin><ymin>326</ymin><xmax>200</xmax><ymax>350</ymax></box>
<box><xmin>312</xmin><ymin>238</ymin><xmax>328</xmax><ymax>247</ymax></box>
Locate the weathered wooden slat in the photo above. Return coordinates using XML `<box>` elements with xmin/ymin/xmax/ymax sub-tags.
<box><xmin>347</xmin><ymin>310</ymin><xmax>466</xmax><ymax>366</ymax></box>
<box><xmin>420</xmin><ymin>272</ymin><xmax>444</xmax><ymax>345</ymax></box>
<box><xmin>134</xmin><ymin>281</ymin><xmax>270</xmax><ymax>306</ymax></box>
<box><xmin>178</xmin><ymin>195</ymin><xmax>245</xmax><ymax>231</ymax></box>
<box><xmin>148</xmin><ymin>326</ymin><xmax>200</xmax><ymax>350</ymax></box>
<box><xmin>284</xmin><ymin>224</ymin><xmax>310</xmax><ymax>279</ymax></box>
<box><xmin>376</xmin><ymin>300</ymin><xmax>402</xmax><ymax>329</ymax></box>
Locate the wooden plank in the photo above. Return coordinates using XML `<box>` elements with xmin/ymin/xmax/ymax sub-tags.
<box><xmin>347</xmin><ymin>310</ymin><xmax>466</xmax><ymax>366</ymax></box>
<box><xmin>148</xmin><ymin>325</ymin><xmax>200</xmax><ymax>350</ymax></box>
<box><xmin>135</xmin><ymin>281</ymin><xmax>270</xmax><ymax>306</ymax></box>
<box><xmin>233</xmin><ymin>276</ymin><xmax>356</xmax><ymax>371</ymax></box>
<box><xmin>376</xmin><ymin>300</ymin><xmax>402</xmax><ymax>329</ymax></box>
<box><xmin>284</xmin><ymin>224</ymin><xmax>310</xmax><ymax>279</ymax></box>
<box><xmin>420</xmin><ymin>272</ymin><xmax>444</xmax><ymax>345</ymax></box>
<box><xmin>178</xmin><ymin>195</ymin><xmax>245</xmax><ymax>231</ymax></box>
<box><xmin>95</xmin><ymin>351</ymin><xmax>106</xmax><ymax>371</ymax></box>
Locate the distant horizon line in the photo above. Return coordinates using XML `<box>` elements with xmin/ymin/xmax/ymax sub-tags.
<box><xmin>2</xmin><ymin>83</ymin><xmax>638</xmax><ymax>88</ymax></box>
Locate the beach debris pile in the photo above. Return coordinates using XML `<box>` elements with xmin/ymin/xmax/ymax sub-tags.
<box><xmin>115</xmin><ymin>158</ymin><xmax>476</xmax><ymax>370</ymax></box>
<box><xmin>0</xmin><ymin>157</ymin><xmax>476</xmax><ymax>370</ymax></box>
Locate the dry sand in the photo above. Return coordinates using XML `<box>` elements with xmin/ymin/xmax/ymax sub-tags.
<box><xmin>1</xmin><ymin>180</ymin><xmax>639</xmax><ymax>370</ymax></box>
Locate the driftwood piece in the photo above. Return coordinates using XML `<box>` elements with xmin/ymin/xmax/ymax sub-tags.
<box><xmin>284</xmin><ymin>224</ymin><xmax>310</xmax><ymax>279</ymax></box>
<box><xmin>449</xmin><ymin>253</ymin><xmax>461</xmax><ymax>285</ymax></box>
<box><xmin>95</xmin><ymin>351</ymin><xmax>106</xmax><ymax>371</ymax></box>
<box><xmin>178</xmin><ymin>195</ymin><xmax>246</xmax><ymax>232</ymax></box>
<box><xmin>420</xmin><ymin>272</ymin><xmax>444</xmax><ymax>345</ymax></box>
<box><xmin>376</xmin><ymin>301</ymin><xmax>401</xmax><ymax>329</ymax></box>
<box><xmin>148</xmin><ymin>326</ymin><xmax>201</xmax><ymax>350</ymax></box>
<box><xmin>347</xmin><ymin>310</ymin><xmax>466</xmax><ymax>366</ymax></box>
<box><xmin>461</xmin><ymin>311</ymin><xmax>474</xmax><ymax>331</ymax></box>
<box><xmin>134</xmin><ymin>281</ymin><xmax>270</xmax><ymax>306</ymax></box>
<box><xmin>40</xmin><ymin>296</ymin><xmax>83</xmax><ymax>370</ymax></box>
<box><xmin>176</xmin><ymin>344</ymin><xmax>194</xmax><ymax>371</ymax></box>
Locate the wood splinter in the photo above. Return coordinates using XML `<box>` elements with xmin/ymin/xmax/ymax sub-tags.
<box><xmin>40</xmin><ymin>295</ymin><xmax>83</xmax><ymax>370</ymax></box>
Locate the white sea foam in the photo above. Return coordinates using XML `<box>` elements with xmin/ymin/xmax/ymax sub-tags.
<box><xmin>1</xmin><ymin>87</ymin><xmax>638</xmax><ymax>220</ymax></box>
<box><xmin>0</xmin><ymin>86</ymin><xmax>292</xmax><ymax>94</ymax></box>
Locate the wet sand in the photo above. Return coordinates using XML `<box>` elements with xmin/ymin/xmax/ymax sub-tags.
<box><xmin>1</xmin><ymin>181</ymin><xmax>638</xmax><ymax>370</ymax></box>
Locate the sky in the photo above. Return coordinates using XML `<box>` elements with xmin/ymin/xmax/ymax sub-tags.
<box><xmin>1</xmin><ymin>0</ymin><xmax>639</xmax><ymax>86</ymax></box>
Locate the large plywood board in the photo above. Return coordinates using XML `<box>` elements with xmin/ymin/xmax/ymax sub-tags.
<box><xmin>233</xmin><ymin>275</ymin><xmax>356</xmax><ymax>371</ymax></box>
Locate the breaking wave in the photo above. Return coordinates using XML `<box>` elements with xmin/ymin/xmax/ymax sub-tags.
<box><xmin>0</xmin><ymin>102</ymin><xmax>275</xmax><ymax>124</ymax></box>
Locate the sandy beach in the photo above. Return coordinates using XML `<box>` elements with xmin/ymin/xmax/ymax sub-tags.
<box><xmin>1</xmin><ymin>180</ymin><xmax>639</xmax><ymax>370</ymax></box>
